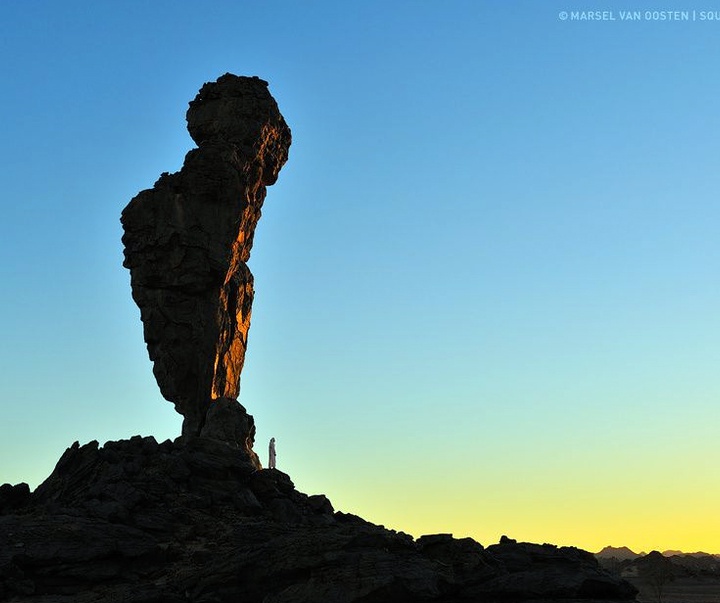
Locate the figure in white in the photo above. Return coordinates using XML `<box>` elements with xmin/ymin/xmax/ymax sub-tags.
<box><xmin>268</xmin><ymin>437</ymin><xmax>276</xmax><ymax>469</ymax></box>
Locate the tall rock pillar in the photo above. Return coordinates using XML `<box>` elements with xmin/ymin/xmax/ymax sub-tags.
<box><xmin>121</xmin><ymin>74</ymin><xmax>291</xmax><ymax>443</ymax></box>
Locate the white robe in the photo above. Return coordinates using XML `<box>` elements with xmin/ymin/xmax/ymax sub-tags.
<box><xmin>268</xmin><ymin>439</ymin><xmax>276</xmax><ymax>469</ymax></box>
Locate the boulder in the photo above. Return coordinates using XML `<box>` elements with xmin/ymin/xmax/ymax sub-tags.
<box><xmin>199</xmin><ymin>397</ymin><xmax>261</xmax><ymax>468</ymax></box>
<box><xmin>0</xmin><ymin>483</ymin><xmax>30</xmax><ymax>514</ymax></box>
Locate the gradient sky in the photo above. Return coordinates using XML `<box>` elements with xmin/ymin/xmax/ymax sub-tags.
<box><xmin>1</xmin><ymin>0</ymin><xmax>718</xmax><ymax>555</ymax></box>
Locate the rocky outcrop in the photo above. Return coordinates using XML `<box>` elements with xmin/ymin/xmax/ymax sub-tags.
<box><xmin>0</xmin><ymin>438</ymin><xmax>637</xmax><ymax>602</ymax></box>
<box><xmin>121</xmin><ymin>74</ymin><xmax>291</xmax><ymax>439</ymax></box>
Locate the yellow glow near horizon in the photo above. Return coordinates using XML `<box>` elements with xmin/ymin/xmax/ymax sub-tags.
<box><xmin>305</xmin><ymin>457</ymin><xmax>720</xmax><ymax>555</ymax></box>
<box><xmin>339</xmin><ymin>493</ymin><xmax>720</xmax><ymax>555</ymax></box>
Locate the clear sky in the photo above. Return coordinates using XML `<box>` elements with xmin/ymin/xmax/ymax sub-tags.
<box><xmin>1</xmin><ymin>0</ymin><xmax>718</xmax><ymax>555</ymax></box>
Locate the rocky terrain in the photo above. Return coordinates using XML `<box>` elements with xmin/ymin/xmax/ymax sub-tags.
<box><xmin>597</xmin><ymin>549</ymin><xmax>720</xmax><ymax>603</ymax></box>
<box><xmin>1</xmin><ymin>74</ymin><xmax>639</xmax><ymax>602</ymax></box>
<box><xmin>596</xmin><ymin>546</ymin><xmax>720</xmax><ymax>578</ymax></box>
<box><xmin>1</xmin><ymin>433</ymin><xmax>637</xmax><ymax>602</ymax></box>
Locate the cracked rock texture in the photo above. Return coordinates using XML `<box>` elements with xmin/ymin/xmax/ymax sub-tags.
<box><xmin>121</xmin><ymin>74</ymin><xmax>291</xmax><ymax>439</ymax></box>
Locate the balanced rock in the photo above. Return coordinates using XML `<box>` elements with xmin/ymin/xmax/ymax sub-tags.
<box><xmin>0</xmin><ymin>74</ymin><xmax>640</xmax><ymax>602</ymax></box>
<box><xmin>121</xmin><ymin>74</ymin><xmax>291</xmax><ymax>439</ymax></box>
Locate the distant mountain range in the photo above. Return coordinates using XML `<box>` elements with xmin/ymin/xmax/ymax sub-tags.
<box><xmin>596</xmin><ymin>546</ymin><xmax>720</xmax><ymax>560</ymax></box>
<box><xmin>596</xmin><ymin>546</ymin><xmax>640</xmax><ymax>560</ymax></box>
<box><xmin>595</xmin><ymin>546</ymin><xmax>720</xmax><ymax>580</ymax></box>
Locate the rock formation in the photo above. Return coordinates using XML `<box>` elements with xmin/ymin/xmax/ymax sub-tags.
<box><xmin>0</xmin><ymin>438</ymin><xmax>638</xmax><ymax>602</ymax></box>
<box><xmin>0</xmin><ymin>74</ymin><xmax>640</xmax><ymax>602</ymax></box>
<box><xmin>121</xmin><ymin>74</ymin><xmax>291</xmax><ymax>442</ymax></box>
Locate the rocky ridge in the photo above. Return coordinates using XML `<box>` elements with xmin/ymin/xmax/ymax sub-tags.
<box><xmin>1</xmin><ymin>434</ymin><xmax>637</xmax><ymax>602</ymax></box>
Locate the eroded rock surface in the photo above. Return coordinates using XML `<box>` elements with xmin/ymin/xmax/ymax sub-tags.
<box><xmin>0</xmin><ymin>438</ymin><xmax>638</xmax><ymax>602</ymax></box>
<box><xmin>121</xmin><ymin>74</ymin><xmax>291</xmax><ymax>438</ymax></box>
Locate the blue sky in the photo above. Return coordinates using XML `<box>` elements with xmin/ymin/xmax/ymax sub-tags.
<box><xmin>1</xmin><ymin>1</ymin><xmax>719</xmax><ymax>552</ymax></box>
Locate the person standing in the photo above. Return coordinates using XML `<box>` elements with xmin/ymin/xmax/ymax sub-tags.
<box><xmin>268</xmin><ymin>437</ymin><xmax>276</xmax><ymax>469</ymax></box>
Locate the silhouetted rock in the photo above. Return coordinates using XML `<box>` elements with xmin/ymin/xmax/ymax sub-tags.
<box><xmin>0</xmin><ymin>483</ymin><xmax>29</xmax><ymax>514</ymax></box>
<box><xmin>596</xmin><ymin>546</ymin><xmax>640</xmax><ymax>561</ymax></box>
<box><xmin>121</xmin><ymin>74</ymin><xmax>291</xmax><ymax>438</ymax></box>
<box><xmin>199</xmin><ymin>397</ymin><xmax>261</xmax><ymax>468</ymax></box>
<box><xmin>0</xmin><ymin>437</ymin><xmax>637</xmax><ymax>602</ymax></box>
<box><xmin>479</xmin><ymin>540</ymin><xmax>639</xmax><ymax>601</ymax></box>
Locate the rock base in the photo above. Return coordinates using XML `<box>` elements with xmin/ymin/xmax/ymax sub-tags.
<box><xmin>0</xmin><ymin>438</ymin><xmax>637</xmax><ymax>602</ymax></box>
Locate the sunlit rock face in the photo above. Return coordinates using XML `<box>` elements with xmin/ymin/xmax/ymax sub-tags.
<box><xmin>121</xmin><ymin>74</ymin><xmax>291</xmax><ymax>441</ymax></box>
